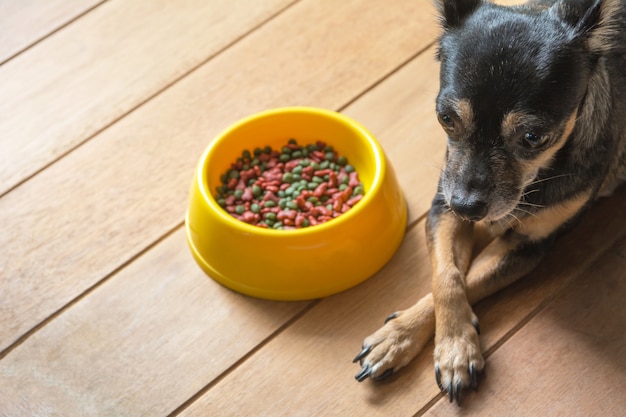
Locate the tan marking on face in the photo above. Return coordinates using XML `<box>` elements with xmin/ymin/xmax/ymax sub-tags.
<box><xmin>501</xmin><ymin>111</ymin><xmax>526</xmax><ymax>138</ymax></box>
<box><xmin>501</xmin><ymin>111</ymin><xmax>545</xmax><ymax>139</ymax></box>
<box><xmin>515</xmin><ymin>190</ymin><xmax>591</xmax><ymax>241</ymax></box>
<box><xmin>453</xmin><ymin>99</ymin><xmax>474</xmax><ymax>132</ymax></box>
<box><xmin>520</xmin><ymin>110</ymin><xmax>578</xmax><ymax>178</ymax></box>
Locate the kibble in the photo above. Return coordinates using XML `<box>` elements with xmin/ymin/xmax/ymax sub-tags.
<box><xmin>214</xmin><ymin>139</ymin><xmax>365</xmax><ymax>230</ymax></box>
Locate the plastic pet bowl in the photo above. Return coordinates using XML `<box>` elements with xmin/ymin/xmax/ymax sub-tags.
<box><xmin>185</xmin><ymin>107</ymin><xmax>407</xmax><ymax>300</ymax></box>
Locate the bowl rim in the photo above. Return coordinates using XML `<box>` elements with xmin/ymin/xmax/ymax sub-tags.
<box><xmin>196</xmin><ymin>106</ymin><xmax>386</xmax><ymax>237</ymax></box>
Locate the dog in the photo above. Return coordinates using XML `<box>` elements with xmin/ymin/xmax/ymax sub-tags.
<box><xmin>353</xmin><ymin>0</ymin><xmax>626</xmax><ymax>404</ymax></box>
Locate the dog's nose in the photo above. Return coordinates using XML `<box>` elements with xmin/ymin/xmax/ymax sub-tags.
<box><xmin>450</xmin><ymin>195</ymin><xmax>488</xmax><ymax>222</ymax></box>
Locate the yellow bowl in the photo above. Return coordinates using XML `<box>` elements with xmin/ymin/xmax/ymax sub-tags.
<box><xmin>185</xmin><ymin>107</ymin><xmax>407</xmax><ymax>300</ymax></box>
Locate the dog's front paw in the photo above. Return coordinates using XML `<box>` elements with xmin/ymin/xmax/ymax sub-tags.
<box><xmin>434</xmin><ymin>316</ymin><xmax>484</xmax><ymax>404</ymax></box>
<box><xmin>353</xmin><ymin>297</ymin><xmax>435</xmax><ymax>382</ymax></box>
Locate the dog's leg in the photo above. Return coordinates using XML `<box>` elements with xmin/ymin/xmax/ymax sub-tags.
<box><xmin>432</xmin><ymin>227</ymin><xmax>547</xmax><ymax>402</ymax></box>
<box><xmin>353</xmin><ymin>209</ymin><xmax>545</xmax><ymax>393</ymax></box>
<box><xmin>353</xmin><ymin>202</ymin><xmax>474</xmax><ymax>383</ymax></box>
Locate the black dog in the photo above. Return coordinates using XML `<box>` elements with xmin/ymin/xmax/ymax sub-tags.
<box><xmin>354</xmin><ymin>0</ymin><xmax>626</xmax><ymax>404</ymax></box>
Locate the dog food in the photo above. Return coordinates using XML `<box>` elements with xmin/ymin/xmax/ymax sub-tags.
<box><xmin>214</xmin><ymin>139</ymin><xmax>365</xmax><ymax>229</ymax></box>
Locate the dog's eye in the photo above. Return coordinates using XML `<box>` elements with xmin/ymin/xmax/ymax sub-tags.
<box><xmin>523</xmin><ymin>132</ymin><xmax>546</xmax><ymax>148</ymax></box>
<box><xmin>438</xmin><ymin>114</ymin><xmax>455</xmax><ymax>130</ymax></box>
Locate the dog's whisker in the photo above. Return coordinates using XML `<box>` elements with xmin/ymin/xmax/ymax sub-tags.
<box><xmin>526</xmin><ymin>173</ymin><xmax>574</xmax><ymax>187</ymax></box>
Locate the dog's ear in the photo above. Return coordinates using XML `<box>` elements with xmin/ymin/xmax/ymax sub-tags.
<box><xmin>554</xmin><ymin>0</ymin><xmax>621</xmax><ymax>53</ymax></box>
<box><xmin>436</xmin><ymin>0</ymin><xmax>482</xmax><ymax>28</ymax></box>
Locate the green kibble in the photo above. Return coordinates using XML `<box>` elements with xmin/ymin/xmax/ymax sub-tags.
<box><xmin>279</xmin><ymin>199</ymin><xmax>288</xmax><ymax>209</ymax></box>
<box><xmin>353</xmin><ymin>185</ymin><xmax>365</xmax><ymax>196</ymax></box>
<box><xmin>311</xmin><ymin>162</ymin><xmax>320</xmax><ymax>170</ymax></box>
<box><xmin>299</xmin><ymin>159</ymin><xmax>310</xmax><ymax>166</ymax></box>
<box><xmin>242</xmin><ymin>150</ymin><xmax>252</xmax><ymax>159</ymax></box>
<box><xmin>281</xmin><ymin>146</ymin><xmax>292</xmax><ymax>154</ymax></box>
<box><xmin>325</xmin><ymin>152</ymin><xmax>335</xmax><ymax>161</ymax></box>
<box><xmin>320</xmin><ymin>195</ymin><xmax>330</xmax><ymax>203</ymax></box>
<box><xmin>247</xmin><ymin>178</ymin><xmax>256</xmax><ymax>186</ymax></box>
<box><xmin>329</xmin><ymin>162</ymin><xmax>336</xmax><ymax>170</ymax></box>
<box><xmin>307</xmin><ymin>182</ymin><xmax>318</xmax><ymax>190</ymax></box>
<box><xmin>220</xmin><ymin>173</ymin><xmax>228</xmax><ymax>184</ymax></box>
<box><xmin>234</xmin><ymin>189</ymin><xmax>244</xmax><ymax>198</ymax></box>
<box><xmin>251</xmin><ymin>158</ymin><xmax>260</xmax><ymax>166</ymax></box>
<box><xmin>265</xmin><ymin>212</ymin><xmax>277</xmax><ymax>221</ymax></box>
<box><xmin>228</xmin><ymin>170</ymin><xmax>240</xmax><ymax>179</ymax></box>
<box><xmin>292</xmin><ymin>165</ymin><xmax>303</xmax><ymax>174</ymax></box>
<box><xmin>339</xmin><ymin>184</ymin><xmax>348</xmax><ymax>191</ymax></box>
<box><xmin>252</xmin><ymin>185</ymin><xmax>262</xmax><ymax>196</ymax></box>
<box><xmin>282</xmin><ymin>172</ymin><xmax>295</xmax><ymax>183</ymax></box>
<box><xmin>292</xmin><ymin>173</ymin><xmax>301</xmax><ymax>181</ymax></box>
<box><xmin>254</xmin><ymin>147</ymin><xmax>263</xmax><ymax>156</ymax></box>
<box><xmin>250</xmin><ymin>203</ymin><xmax>261</xmax><ymax>213</ymax></box>
<box><xmin>312</xmin><ymin>176</ymin><xmax>324</xmax><ymax>184</ymax></box>
<box><xmin>302</xmin><ymin>149</ymin><xmax>309</xmax><ymax>156</ymax></box>
<box><xmin>324</xmin><ymin>145</ymin><xmax>334</xmax><ymax>152</ymax></box>
<box><xmin>319</xmin><ymin>160</ymin><xmax>330</xmax><ymax>169</ymax></box>
<box><xmin>286</xmin><ymin>201</ymin><xmax>298</xmax><ymax>210</ymax></box>
<box><xmin>301</xmin><ymin>219</ymin><xmax>310</xmax><ymax>227</ymax></box>
<box><xmin>273</xmin><ymin>222</ymin><xmax>283</xmax><ymax>230</ymax></box>
<box><xmin>345</xmin><ymin>164</ymin><xmax>355</xmax><ymax>173</ymax></box>
<box><xmin>279</xmin><ymin>153</ymin><xmax>291</xmax><ymax>162</ymax></box>
<box><xmin>288</xmin><ymin>138</ymin><xmax>297</xmax><ymax>145</ymax></box>
<box><xmin>307</xmin><ymin>196</ymin><xmax>318</xmax><ymax>204</ymax></box>
<box><xmin>307</xmin><ymin>144</ymin><xmax>317</xmax><ymax>152</ymax></box>
<box><xmin>277</xmin><ymin>190</ymin><xmax>286</xmax><ymax>198</ymax></box>
<box><xmin>235</xmin><ymin>205</ymin><xmax>245</xmax><ymax>214</ymax></box>
<box><xmin>217</xmin><ymin>198</ymin><xmax>226</xmax><ymax>207</ymax></box>
<box><xmin>337</xmin><ymin>156</ymin><xmax>348</xmax><ymax>166</ymax></box>
<box><xmin>264</xmin><ymin>200</ymin><xmax>276</xmax><ymax>208</ymax></box>
<box><xmin>291</xmin><ymin>150</ymin><xmax>302</xmax><ymax>158</ymax></box>
<box><xmin>242</xmin><ymin>164</ymin><xmax>250</xmax><ymax>170</ymax></box>
<box><xmin>285</xmin><ymin>187</ymin><xmax>294</xmax><ymax>196</ymax></box>
<box><xmin>326</xmin><ymin>204</ymin><xmax>333</xmax><ymax>211</ymax></box>
<box><xmin>263</xmin><ymin>145</ymin><xmax>272</xmax><ymax>154</ymax></box>
<box><xmin>342</xmin><ymin>176</ymin><xmax>349</xmax><ymax>185</ymax></box>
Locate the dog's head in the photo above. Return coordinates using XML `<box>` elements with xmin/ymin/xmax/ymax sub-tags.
<box><xmin>435</xmin><ymin>0</ymin><xmax>619</xmax><ymax>222</ymax></box>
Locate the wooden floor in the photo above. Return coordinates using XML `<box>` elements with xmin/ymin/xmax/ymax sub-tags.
<box><xmin>1</xmin><ymin>1</ymin><xmax>625</xmax><ymax>416</ymax></box>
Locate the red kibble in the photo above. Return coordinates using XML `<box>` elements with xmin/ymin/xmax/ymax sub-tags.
<box><xmin>214</xmin><ymin>139</ymin><xmax>365</xmax><ymax>229</ymax></box>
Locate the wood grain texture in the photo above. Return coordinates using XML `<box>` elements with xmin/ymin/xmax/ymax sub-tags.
<box><xmin>179</xmin><ymin>189</ymin><xmax>626</xmax><ymax>416</ymax></box>
<box><xmin>0</xmin><ymin>0</ymin><xmax>438</xmax><ymax>353</ymax></box>
<box><xmin>0</xmin><ymin>0</ymin><xmax>103</xmax><ymax>64</ymax></box>
<box><xmin>343</xmin><ymin>47</ymin><xmax>445</xmax><ymax>221</ymax></box>
<box><xmin>0</xmin><ymin>0</ymin><xmax>293</xmax><ymax>195</ymax></box>
<box><xmin>0</xmin><ymin>230</ymin><xmax>309</xmax><ymax>416</ymax></box>
<box><xmin>426</xmin><ymin>237</ymin><xmax>626</xmax><ymax>416</ymax></box>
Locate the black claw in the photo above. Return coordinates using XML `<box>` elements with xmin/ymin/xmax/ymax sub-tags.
<box><xmin>355</xmin><ymin>365</ymin><xmax>372</xmax><ymax>382</ymax></box>
<box><xmin>384</xmin><ymin>312</ymin><xmax>399</xmax><ymax>324</ymax></box>
<box><xmin>447</xmin><ymin>383</ymin><xmax>453</xmax><ymax>403</ymax></box>
<box><xmin>373</xmin><ymin>368</ymin><xmax>394</xmax><ymax>381</ymax></box>
<box><xmin>435</xmin><ymin>365</ymin><xmax>443</xmax><ymax>390</ymax></box>
<box><xmin>473</xmin><ymin>320</ymin><xmax>481</xmax><ymax>335</ymax></box>
<box><xmin>454</xmin><ymin>381</ymin><xmax>462</xmax><ymax>406</ymax></box>
<box><xmin>469</xmin><ymin>364</ymin><xmax>478</xmax><ymax>390</ymax></box>
<box><xmin>352</xmin><ymin>345</ymin><xmax>372</xmax><ymax>363</ymax></box>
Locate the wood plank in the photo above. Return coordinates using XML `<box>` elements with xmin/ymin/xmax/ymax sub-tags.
<box><xmin>0</xmin><ymin>0</ymin><xmax>438</xmax><ymax>353</ymax></box>
<box><xmin>0</xmin><ymin>0</ymin><xmax>103</xmax><ymax>64</ymax></box>
<box><xmin>426</xmin><ymin>237</ymin><xmax>626</xmax><ymax>416</ymax></box>
<box><xmin>0</xmin><ymin>229</ymin><xmax>309</xmax><ymax>416</ymax></box>
<box><xmin>342</xmin><ymin>47</ymin><xmax>445</xmax><ymax>220</ymax></box>
<box><xmin>179</xmin><ymin>188</ymin><xmax>626</xmax><ymax>416</ymax></box>
<box><xmin>0</xmin><ymin>0</ymin><xmax>294</xmax><ymax>195</ymax></box>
